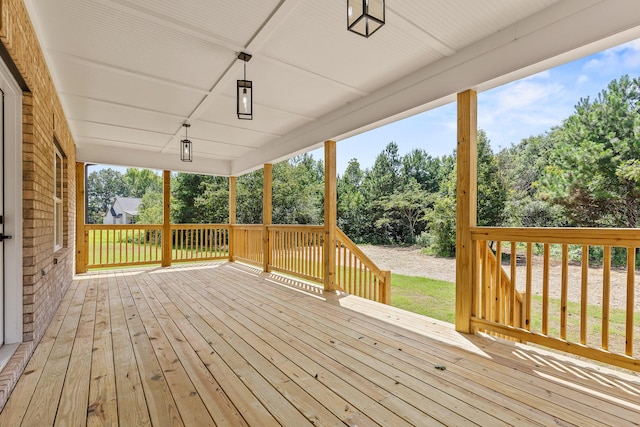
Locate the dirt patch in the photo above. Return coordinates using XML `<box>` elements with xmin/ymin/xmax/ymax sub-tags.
<box><xmin>358</xmin><ymin>245</ymin><xmax>640</xmax><ymax>310</ymax></box>
<box><xmin>359</xmin><ymin>245</ymin><xmax>457</xmax><ymax>283</ymax></box>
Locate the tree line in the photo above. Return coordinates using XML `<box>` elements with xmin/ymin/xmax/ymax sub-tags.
<box><xmin>87</xmin><ymin>75</ymin><xmax>640</xmax><ymax>258</ymax></box>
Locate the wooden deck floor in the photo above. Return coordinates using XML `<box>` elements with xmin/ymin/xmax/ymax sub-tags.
<box><xmin>1</xmin><ymin>262</ymin><xmax>639</xmax><ymax>426</ymax></box>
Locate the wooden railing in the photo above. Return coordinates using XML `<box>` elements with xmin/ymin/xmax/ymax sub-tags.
<box><xmin>231</xmin><ymin>224</ymin><xmax>264</xmax><ymax>266</ymax></box>
<box><xmin>336</xmin><ymin>229</ymin><xmax>391</xmax><ymax>305</ymax></box>
<box><xmin>470</xmin><ymin>227</ymin><xmax>640</xmax><ymax>372</ymax></box>
<box><xmin>477</xmin><ymin>242</ymin><xmax>524</xmax><ymax>330</ymax></box>
<box><xmin>170</xmin><ymin>224</ymin><xmax>230</xmax><ymax>262</ymax></box>
<box><xmin>267</xmin><ymin>225</ymin><xmax>325</xmax><ymax>282</ymax></box>
<box><xmin>85</xmin><ymin>224</ymin><xmax>163</xmax><ymax>268</ymax></box>
<box><xmin>84</xmin><ymin>223</ymin><xmax>391</xmax><ymax>304</ymax></box>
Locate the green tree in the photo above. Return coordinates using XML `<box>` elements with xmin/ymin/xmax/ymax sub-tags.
<box><xmin>498</xmin><ymin>133</ymin><xmax>565</xmax><ymax>227</ymax></box>
<box><xmin>237</xmin><ymin>170</ymin><xmax>263</xmax><ymax>224</ymax></box>
<box><xmin>86</xmin><ymin>168</ymin><xmax>128</xmax><ymax>223</ymax></box>
<box><xmin>539</xmin><ymin>75</ymin><xmax>640</xmax><ymax>228</ymax></box>
<box><xmin>194</xmin><ymin>178</ymin><xmax>229</xmax><ymax>223</ymax></box>
<box><xmin>137</xmin><ymin>190</ymin><xmax>163</xmax><ymax>224</ymax></box>
<box><xmin>424</xmin><ymin>155</ymin><xmax>457</xmax><ymax>256</ymax></box>
<box><xmin>402</xmin><ymin>148</ymin><xmax>441</xmax><ymax>192</ymax></box>
<box><xmin>337</xmin><ymin>159</ymin><xmax>368</xmax><ymax>241</ymax></box>
<box><xmin>374</xmin><ymin>179</ymin><xmax>431</xmax><ymax>244</ymax></box>
<box><xmin>477</xmin><ymin>130</ymin><xmax>507</xmax><ymax>227</ymax></box>
<box><xmin>123</xmin><ymin>168</ymin><xmax>162</xmax><ymax>198</ymax></box>
<box><xmin>362</xmin><ymin>142</ymin><xmax>403</xmax><ymax>243</ymax></box>
<box><xmin>273</xmin><ymin>154</ymin><xmax>324</xmax><ymax>224</ymax></box>
<box><xmin>172</xmin><ymin>173</ymin><xmax>229</xmax><ymax>223</ymax></box>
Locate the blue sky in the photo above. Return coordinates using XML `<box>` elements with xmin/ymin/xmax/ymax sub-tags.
<box><xmin>314</xmin><ymin>38</ymin><xmax>640</xmax><ymax>175</ymax></box>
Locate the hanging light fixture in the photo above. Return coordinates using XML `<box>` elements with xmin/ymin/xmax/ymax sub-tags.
<box><xmin>347</xmin><ymin>0</ymin><xmax>385</xmax><ymax>38</ymax></box>
<box><xmin>237</xmin><ymin>52</ymin><xmax>253</xmax><ymax>120</ymax></box>
<box><xmin>180</xmin><ymin>123</ymin><xmax>192</xmax><ymax>162</ymax></box>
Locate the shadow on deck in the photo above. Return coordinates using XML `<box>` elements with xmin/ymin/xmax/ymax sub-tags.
<box><xmin>1</xmin><ymin>261</ymin><xmax>639</xmax><ymax>425</ymax></box>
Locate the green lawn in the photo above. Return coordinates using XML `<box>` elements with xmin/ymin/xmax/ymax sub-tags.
<box><xmin>390</xmin><ymin>273</ymin><xmax>639</xmax><ymax>355</ymax></box>
<box><xmin>390</xmin><ymin>273</ymin><xmax>456</xmax><ymax>323</ymax></box>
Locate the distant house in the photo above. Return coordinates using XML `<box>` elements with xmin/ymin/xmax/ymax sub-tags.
<box><xmin>103</xmin><ymin>196</ymin><xmax>142</xmax><ymax>224</ymax></box>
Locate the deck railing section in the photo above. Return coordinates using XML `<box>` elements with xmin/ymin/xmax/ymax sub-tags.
<box><xmin>84</xmin><ymin>223</ymin><xmax>390</xmax><ymax>304</ymax></box>
<box><xmin>267</xmin><ymin>225</ymin><xmax>325</xmax><ymax>282</ymax></box>
<box><xmin>230</xmin><ymin>224</ymin><xmax>264</xmax><ymax>266</ymax></box>
<box><xmin>170</xmin><ymin>224</ymin><xmax>230</xmax><ymax>262</ymax></box>
<box><xmin>85</xmin><ymin>224</ymin><xmax>163</xmax><ymax>268</ymax></box>
<box><xmin>476</xmin><ymin>241</ymin><xmax>524</xmax><ymax>331</ymax></box>
<box><xmin>336</xmin><ymin>229</ymin><xmax>391</xmax><ymax>305</ymax></box>
<box><xmin>470</xmin><ymin>227</ymin><xmax>640</xmax><ymax>372</ymax></box>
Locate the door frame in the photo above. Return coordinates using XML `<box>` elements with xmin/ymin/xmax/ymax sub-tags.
<box><xmin>0</xmin><ymin>56</ymin><xmax>23</xmax><ymax>344</ymax></box>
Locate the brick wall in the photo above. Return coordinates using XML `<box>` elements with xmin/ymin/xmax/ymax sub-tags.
<box><xmin>0</xmin><ymin>0</ymin><xmax>77</xmax><ymax>343</ymax></box>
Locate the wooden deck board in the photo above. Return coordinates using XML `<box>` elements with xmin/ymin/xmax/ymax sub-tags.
<box><xmin>2</xmin><ymin>261</ymin><xmax>639</xmax><ymax>426</ymax></box>
<box><xmin>206</xmin><ymin>268</ymin><xmax>541</xmax><ymax>426</ymax></box>
<box><xmin>87</xmin><ymin>274</ymin><xmax>118</xmax><ymax>427</ymax></box>
<box><xmin>0</xmin><ymin>278</ymin><xmax>79</xmax><ymax>426</ymax></box>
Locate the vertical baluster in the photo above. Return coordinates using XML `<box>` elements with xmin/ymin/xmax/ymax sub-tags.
<box><xmin>542</xmin><ymin>243</ymin><xmax>549</xmax><ymax>335</ymax></box>
<box><xmin>526</xmin><ymin>242</ymin><xmax>532</xmax><ymax>332</ymax></box>
<box><xmin>626</xmin><ymin>247</ymin><xmax>635</xmax><ymax>356</ymax></box>
<box><xmin>560</xmin><ymin>244</ymin><xmax>569</xmax><ymax>340</ymax></box>
<box><xmin>357</xmin><ymin>263</ymin><xmax>362</xmax><ymax>298</ymax></box>
<box><xmin>99</xmin><ymin>229</ymin><xmax>103</xmax><ymax>265</ymax></box>
<box><xmin>494</xmin><ymin>241</ymin><xmax>502</xmax><ymax>323</ymax></box>
<box><xmin>311</xmin><ymin>232</ymin><xmax>316</xmax><ymax>278</ymax></box>
<box><xmin>342</xmin><ymin>240</ymin><xmax>347</xmax><ymax>289</ymax></box>
<box><xmin>182</xmin><ymin>228</ymin><xmax>186</xmax><ymax>260</ymax></box>
<box><xmin>109</xmin><ymin>229</ymin><xmax>114</xmax><ymax>264</ymax></box>
<box><xmin>287</xmin><ymin>230</ymin><xmax>295</xmax><ymax>271</ymax></box>
<box><xmin>297</xmin><ymin>231</ymin><xmax>301</xmax><ymax>275</ymax></box>
<box><xmin>472</xmin><ymin>240</ymin><xmax>479</xmax><ymax>319</ymax></box>
<box><xmin>191</xmin><ymin>228</ymin><xmax>195</xmax><ymax>259</ymax></box>
<box><xmin>602</xmin><ymin>246</ymin><xmax>611</xmax><ymax>350</ymax></box>
<box><xmin>480</xmin><ymin>242</ymin><xmax>489</xmax><ymax>320</ymax></box>
<box><xmin>303</xmin><ymin>231</ymin><xmax>308</xmax><ymax>276</ymax></box>
<box><xmin>351</xmin><ymin>250</ymin><xmax>355</xmax><ymax>294</ymax></box>
<box><xmin>510</xmin><ymin>241</ymin><xmax>517</xmax><ymax>327</ymax></box>
<box><xmin>580</xmin><ymin>245</ymin><xmax>589</xmax><ymax>345</ymax></box>
<box><xmin>134</xmin><ymin>229</ymin><xmax>144</xmax><ymax>262</ymax></box>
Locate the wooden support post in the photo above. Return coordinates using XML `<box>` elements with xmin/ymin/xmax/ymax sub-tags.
<box><xmin>229</xmin><ymin>176</ymin><xmax>236</xmax><ymax>262</ymax></box>
<box><xmin>75</xmin><ymin>162</ymin><xmax>87</xmax><ymax>273</ymax></box>
<box><xmin>455</xmin><ymin>89</ymin><xmax>478</xmax><ymax>334</ymax></box>
<box><xmin>161</xmin><ymin>170</ymin><xmax>171</xmax><ymax>267</ymax></box>
<box><xmin>263</xmin><ymin>164</ymin><xmax>272</xmax><ymax>272</ymax></box>
<box><xmin>382</xmin><ymin>270</ymin><xmax>392</xmax><ymax>305</ymax></box>
<box><xmin>324</xmin><ymin>140</ymin><xmax>338</xmax><ymax>292</ymax></box>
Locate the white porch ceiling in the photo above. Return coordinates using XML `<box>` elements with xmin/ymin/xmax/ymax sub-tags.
<box><xmin>24</xmin><ymin>0</ymin><xmax>640</xmax><ymax>176</ymax></box>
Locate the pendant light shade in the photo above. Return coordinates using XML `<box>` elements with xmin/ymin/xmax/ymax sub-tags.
<box><xmin>237</xmin><ymin>52</ymin><xmax>253</xmax><ymax>120</ymax></box>
<box><xmin>180</xmin><ymin>123</ymin><xmax>192</xmax><ymax>162</ymax></box>
<box><xmin>348</xmin><ymin>0</ymin><xmax>385</xmax><ymax>38</ymax></box>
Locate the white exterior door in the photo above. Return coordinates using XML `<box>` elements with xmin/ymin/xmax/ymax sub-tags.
<box><xmin>0</xmin><ymin>55</ymin><xmax>22</xmax><ymax>351</ymax></box>
<box><xmin>0</xmin><ymin>90</ymin><xmax>4</xmax><ymax>346</ymax></box>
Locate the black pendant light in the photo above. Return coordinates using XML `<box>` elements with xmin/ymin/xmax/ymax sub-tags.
<box><xmin>347</xmin><ymin>0</ymin><xmax>385</xmax><ymax>38</ymax></box>
<box><xmin>180</xmin><ymin>123</ymin><xmax>192</xmax><ymax>162</ymax></box>
<box><xmin>237</xmin><ymin>52</ymin><xmax>253</xmax><ymax>120</ymax></box>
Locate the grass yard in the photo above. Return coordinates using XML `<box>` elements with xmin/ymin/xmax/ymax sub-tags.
<box><xmin>390</xmin><ymin>273</ymin><xmax>640</xmax><ymax>358</ymax></box>
<box><xmin>390</xmin><ymin>273</ymin><xmax>456</xmax><ymax>323</ymax></box>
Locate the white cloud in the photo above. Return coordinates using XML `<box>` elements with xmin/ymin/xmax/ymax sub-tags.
<box><xmin>582</xmin><ymin>37</ymin><xmax>640</xmax><ymax>72</ymax></box>
<box><xmin>493</xmin><ymin>80</ymin><xmax>564</xmax><ymax>112</ymax></box>
<box><xmin>583</xmin><ymin>58</ymin><xmax>604</xmax><ymax>71</ymax></box>
<box><xmin>576</xmin><ymin>75</ymin><xmax>589</xmax><ymax>85</ymax></box>
<box><xmin>523</xmin><ymin>69</ymin><xmax>551</xmax><ymax>81</ymax></box>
